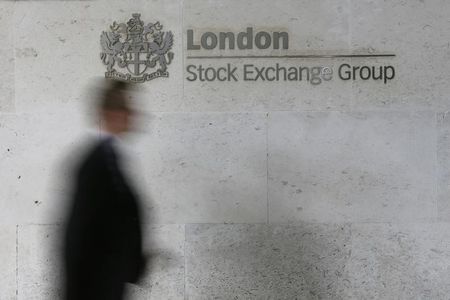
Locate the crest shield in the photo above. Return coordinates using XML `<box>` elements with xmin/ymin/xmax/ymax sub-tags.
<box><xmin>100</xmin><ymin>13</ymin><xmax>174</xmax><ymax>83</ymax></box>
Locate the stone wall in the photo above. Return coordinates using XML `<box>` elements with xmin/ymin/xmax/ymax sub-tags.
<box><xmin>2</xmin><ymin>0</ymin><xmax>450</xmax><ymax>299</ymax></box>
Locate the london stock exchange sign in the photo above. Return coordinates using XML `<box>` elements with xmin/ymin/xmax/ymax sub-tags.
<box><xmin>100</xmin><ymin>13</ymin><xmax>174</xmax><ymax>83</ymax></box>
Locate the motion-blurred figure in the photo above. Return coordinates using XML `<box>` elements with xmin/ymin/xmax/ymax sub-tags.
<box><xmin>63</xmin><ymin>80</ymin><xmax>146</xmax><ymax>300</ymax></box>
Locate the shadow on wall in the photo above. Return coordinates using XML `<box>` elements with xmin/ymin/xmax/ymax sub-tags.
<box><xmin>185</xmin><ymin>223</ymin><xmax>352</xmax><ymax>299</ymax></box>
<box><xmin>18</xmin><ymin>223</ymin><xmax>354</xmax><ymax>299</ymax></box>
<box><xmin>17</xmin><ymin>222</ymin><xmax>185</xmax><ymax>300</ymax></box>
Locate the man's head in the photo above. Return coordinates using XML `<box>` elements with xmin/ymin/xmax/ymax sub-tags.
<box><xmin>98</xmin><ymin>80</ymin><xmax>134</xmax><ymax>135</ymax></box>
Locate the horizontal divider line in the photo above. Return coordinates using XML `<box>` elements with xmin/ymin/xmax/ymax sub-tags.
<box><xmin>186</xmin><ymin>54</ymin><xmax>396</xmax><ymax>59</ymax></box>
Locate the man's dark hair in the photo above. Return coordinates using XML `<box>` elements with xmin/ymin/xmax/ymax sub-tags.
<box><xmin>99</xmin><ymin>80</ymin><xmax>132</xmax><ymax>112</ymax></box>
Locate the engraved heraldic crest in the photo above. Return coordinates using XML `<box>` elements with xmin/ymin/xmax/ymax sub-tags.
<box><xmin>100</xmin><ymin>13</ymin><xmax>174</xmax><ymax>83</ymax></box>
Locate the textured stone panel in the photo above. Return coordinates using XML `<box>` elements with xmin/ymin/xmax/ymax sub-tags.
<box><xmin>17</xmin><ymin>225</ymin><xmax>62</xmax><ymax>300</ymax></box>
<box><xmin>437</xmin><ymin>112</ymin><xmax>450</xmax><ymax>220</ymax></box>
<box><xmin>14</xmin><ymin>0</ymin><xmax>182</xmax><ymax>114</ymax></box>
<box><xmin>126</xmin><ymin>224</ymin><xmax>185</xmax><ymax>300</ymax></box>
<box><xmin>350</xmin><ymin>0</ymin><xmax>450</xmax><ymax>110</ymax></box>
<box><xmin>185</xmin><ymin>223</ymin><xmax>351</xmax><ymax>299</ymax></box>
<box><xmin>346</xmin><ymin>223</ymin><xmax>450</xmax><ymax>299</ymax></box>
<box><xmin>0</xmin><ymin>225</ymin><xmax>17</xmax><ymax>300</ymax></box>
<box><xmin>18</xmin><ymin>224</ymin><xmax>184</xmax><ymax>300</ymax></box>
<box><xmin>130</xmin><ymin>112</ymin><xmax>267</xmax><ymax>223</ymax></box>
<box><xmin>268</xmin><ymin>111</ymin><xmax>436</xmax><ymax>223</ymax></box>
<box><xmin>0</xmin><ymin>3</ymin><xmax>14</xmax><ymax>112</ymax></box>
<box><xmin>183</xmin><ymin>0</ymin><xmax>352</xmax><ymax>111</ymax></box>
<box><xmin>0</xmin><ymin>112</ymin><xmax>86</xmax><ymax>225</ymax></box>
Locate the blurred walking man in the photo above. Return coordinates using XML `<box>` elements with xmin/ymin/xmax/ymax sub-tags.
<box><xmin>63</xmin><ymin>80</ymin><xmax>146</xmax><ymax>300</ymax></box>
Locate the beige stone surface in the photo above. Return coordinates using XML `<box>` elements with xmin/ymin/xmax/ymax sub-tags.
<box><xmin>349</xmin><ymin>0</ymin><xmax>450</xmax><ymax>111</ymax></box>
<box><xmin>268</xmin><ymin>111</ymin><xmax>437</xmax><ymax>223</ymax></box>
<box><xmin>0</xmin><ymin>2</ymin><xmax>14</xmax><ymax>112</ymax></box>
<box><xmin>346</xmin><ymin>222</ymin><xmax>450</xmax><ymax>299</ymax></box>
<box><xmin>130</xmin><ymin>112</ymin><xmax>267</xmax><ymax>224</ymax></box>
<box><xmin>0</xmin><ymin>112</ymin><xmax>86</xmax><ymax>225</ymax></box>
<box><xmin>437</xmin><ymin>112</ymin><xmax>450</xmax><ymax>221</ymax></box>
<box><xmin>17</xmin><ymin>225</ymin><xmax>62</xmax><ymax>300</ymax></box>
<box><xmin>0</xmin><ymin>224</ymin><xmax>17</xmax><ymax>300</ymax></box>
<box><xmin>185</xmin><ymin>223</ymin><xmax>352</xmax><ymax>299</ymax></box>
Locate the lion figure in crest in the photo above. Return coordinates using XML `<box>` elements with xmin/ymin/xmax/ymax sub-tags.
<box><xmin>143</xmin><ymin>22</ymin><xmax>174</xmax><ymax>72</ymax></box>
<box><xmin>100</xmin><ymin>30</ymin><xmax>126</xmax><ymax>71</ymax></box>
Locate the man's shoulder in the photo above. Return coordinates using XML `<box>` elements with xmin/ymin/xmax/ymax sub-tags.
<box><xmin>75</xmin><ymin>138</ymin><xmax>114</xmax><ymax>173</ymax></box>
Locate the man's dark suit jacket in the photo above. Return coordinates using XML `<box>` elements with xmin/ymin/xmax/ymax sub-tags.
<box><xmin>63</xmin><ymin>137</ymin><xmax>145</xmax><ymax>300</ymax></box>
